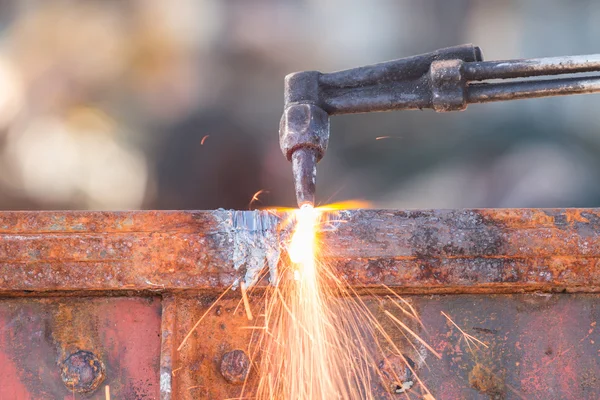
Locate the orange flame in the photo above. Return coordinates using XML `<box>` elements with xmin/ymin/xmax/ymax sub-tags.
<box><xmin>270</xmin><ymin>199</ymin><xmax>370</xmax><ymax>213</ymax></box>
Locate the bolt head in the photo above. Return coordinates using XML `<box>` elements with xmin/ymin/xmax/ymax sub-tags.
<box><xmin>61</xmin><ymin>350</ymin><xmax>105</xmax><ymax>393</ymax></box>
<box><xmin>220</xmin><ymin>349</ymin><xmax>250</xmax><ymax>385</ymax></box>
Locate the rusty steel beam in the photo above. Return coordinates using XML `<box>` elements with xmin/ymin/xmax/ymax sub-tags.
<box><xmin>0</xmin><ymin>209</ymin><xmax>598</xmax><ymax>294</ymax></box>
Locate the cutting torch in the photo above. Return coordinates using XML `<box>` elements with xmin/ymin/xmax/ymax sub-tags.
<box><xmin>279</xmin><ymin>44</ymin><xmax>600</xmax><ymax>207</ymax></box>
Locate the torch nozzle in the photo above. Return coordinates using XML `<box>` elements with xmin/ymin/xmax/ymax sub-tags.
<box><xmin>280</xmin><ymin>97</ymin><xmax>329</xmax><ymax>208</ymax></box>
<box><xmin>291</xmin><ymin>148</ymin><xmax>318</xmax><ymax>208</ymax></box>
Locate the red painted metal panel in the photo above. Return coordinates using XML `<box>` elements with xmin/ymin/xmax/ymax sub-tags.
<box><xmin>0</xmin><ymin>297</ymin><xmax>161</xmax><ymax>399</ymax></box>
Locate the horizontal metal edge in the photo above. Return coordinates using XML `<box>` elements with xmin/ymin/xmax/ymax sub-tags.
<box><xmin>0</xmin><ymin>208</ymin><xmax>596</xmax><ymax>295</ymax></box>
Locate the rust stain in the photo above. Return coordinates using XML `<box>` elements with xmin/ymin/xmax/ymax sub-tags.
<box><xmin>52</xmin><ymin>302</ymin><xmax>99</xmax><ymax>360</ymax></box>
<box><xmin>0</xmin><ymin>209</ymin><xmax>597</xmax><ymax>294</ymax></box>
<box><xmin>468</xmin><ymin>363</ymin><xmax>505</xmax><ymax>398</ymax></box>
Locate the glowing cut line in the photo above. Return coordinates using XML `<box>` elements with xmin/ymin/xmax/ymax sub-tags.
<box><xmin>289</xmin><ymin>204</ymin><xmax>318</xmax><ymax>266</ymax></box>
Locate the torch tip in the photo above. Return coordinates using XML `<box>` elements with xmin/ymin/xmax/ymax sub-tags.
<box><xmin>291</xmin><ymin>148</ymin><xmax>318</xmax><ymax>208</ymax></box>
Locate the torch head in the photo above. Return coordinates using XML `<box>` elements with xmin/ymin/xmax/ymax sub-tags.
<box><xmin>279</xmin><ymin>102</ymin><xmax>329</xmax><ymax>208</ymax></box>
<box><xmin>280</xmin><ymin>71</ymin><xmax>330</xmax><ymax>208</ymax></box>
<box><xmin>290</xmin><ymin>147</ymin><xmax>318</xmax><ymax>207</ymax></box>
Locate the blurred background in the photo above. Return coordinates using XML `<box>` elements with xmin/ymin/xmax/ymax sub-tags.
<box><xmin>0</xmin><ymin>0</ymin><xmax>599</xmax><ymax>210</ymax></box>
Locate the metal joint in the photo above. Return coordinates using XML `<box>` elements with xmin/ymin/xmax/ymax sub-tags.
<box><xmin>430</xmin><ymin>59</ymin><xmax>466</xmax><ymax>112</ymax></box>
<box><xmin>279</xmin><ymin>103</ymin><xmax>329</xmax><ymax>161</ymax></box>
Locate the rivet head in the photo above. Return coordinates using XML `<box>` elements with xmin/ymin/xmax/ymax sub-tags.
<box><xmin>220</xmin><ymin>349</ymin><xmax>250</xmax><ymax>384</ymax></box>
<box><xmin>61</xmin><ymin>350</ymin><xmax>105</xmax><ymax>393</ymax></box>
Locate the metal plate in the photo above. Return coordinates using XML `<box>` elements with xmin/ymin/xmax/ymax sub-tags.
<box><xmin>0</xmin><ymin>209</ymin><xmax>599</xmax><ymax>294</ymax></box>
<box><xmin>0</xmin><ymin>209</ymin><xmax>599</xmax><ymax>398</ymax></box>
<box><xmin>0</xmin><ymin>297</ymin><xmax>161</xmax><ymax>399</ymax></box>
<box><xmin>164</xmin><ymin>293</ymin><xmax>600</xmax><ymax>400</ymax></box>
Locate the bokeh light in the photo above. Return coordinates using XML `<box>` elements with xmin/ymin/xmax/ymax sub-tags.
<box><xmin>0</xmin><ymin>1</ymin><xmax>597</xmax><ymax>210</ymax></box>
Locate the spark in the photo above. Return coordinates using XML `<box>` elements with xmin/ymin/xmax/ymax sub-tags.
<box><xmin>384</xmin><ymin>310</ymin><xmax>441</xmax><ymax>359</ymax></box>
<box><xmin>375</xmin><ymin>136</ymin><xmax>402</xmax><ymax>140</ymax></box>
<box><xmin>383</xmin><ymin>284</ymin><xmax>428</xmax><ymax>333</ymax></box>
<box><xmin>240</xmin><ymin>281</ymin><xmax>254</xmax><ymax>320</ymax></box>
<box><xmin>257</xmin><ymin>204</ymin><xmax>375</xmax><ymax>399</ymax></box>
<box><xmin>239</xmin><ymin>326</ymin><xmax>267</xmax><ymax>330</ymax></box>
<box><xmin>441</xmin><ymin>311</ymin><xmax>488</xmax><ymax>353</ymax></box>
<box><xmin>178</xmin><ymin>200</ymin><xmax>439</xmax><ymax>399</ymax></box>
<box><xmin>105</xmin><ymin>385</ymin><xmax>110</xmax><ymax>400</ymax></box>
<box><xmin>249</xmin><ymin>189</ymin><xmax>269</xmax><ymax>209</ymax></box>
<box><xmin>177</xmin><ymin>285</ymin><xmax>232</xmax><ymax>351</ymax></box>
<box><xmin>254</xmin><ymin>203</ymin><xmax>436</xmax><ymax>399</ymax></box>
<box><xmin>201</xmin><ymin>135</ymin><xmax>210</xmax><ymax>145</ymax></box>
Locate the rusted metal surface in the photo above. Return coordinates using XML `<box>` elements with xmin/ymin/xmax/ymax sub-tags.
<box><xmin>0</xmin><ymin>208</ymin><xmax>599</xmax><ymax>398</ymax></box>
<box><xmin>328</xmin><ymin>208</ymin><xmax>600</xmax><ymax>293</ymax></box>
<box><xmin>160</xmin><ymin>294</ymin><xmax>176</xmax><ymax>400</ymax></box>
<box><xmin>415</xmin><ymin>293</ymin><xmax>600</xmax><ymax>399</ymax></box>
<box><xmin>169</xmin><ymin>296</ymin><xmax>260</xmax><ymax>399</ymax></box>
<box><xmin>0</xmin><ymin>210</ymin><xmax>281</xmax><ymax>293</ymax></box>
<box><xmin>0</xmin><ymin>209</ymin><xmax>599</xmax><ymax>294</ymax></box>
<box><xmin>220</xmin><ymin>349</ymin><xmax>251</xmax><ymax>385</ymax></box>
<box><xmin>0</xmin><ymin>296</ymin><xmax>161</xmax><ymax>399</ymax></box>
<box><xmin>2</xmin><ymin>291</ymin><xmax>595</xmax><ymax>398</ymax></box>
<box><xmin>167</xmin><ymin>293</ymin><xmax>600</xmax><ymax>399</ymax></box>
<box><xmin>61</xmin><ymin>350</ymin><xmax>106</xmax><ymax>393</ymax></box>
